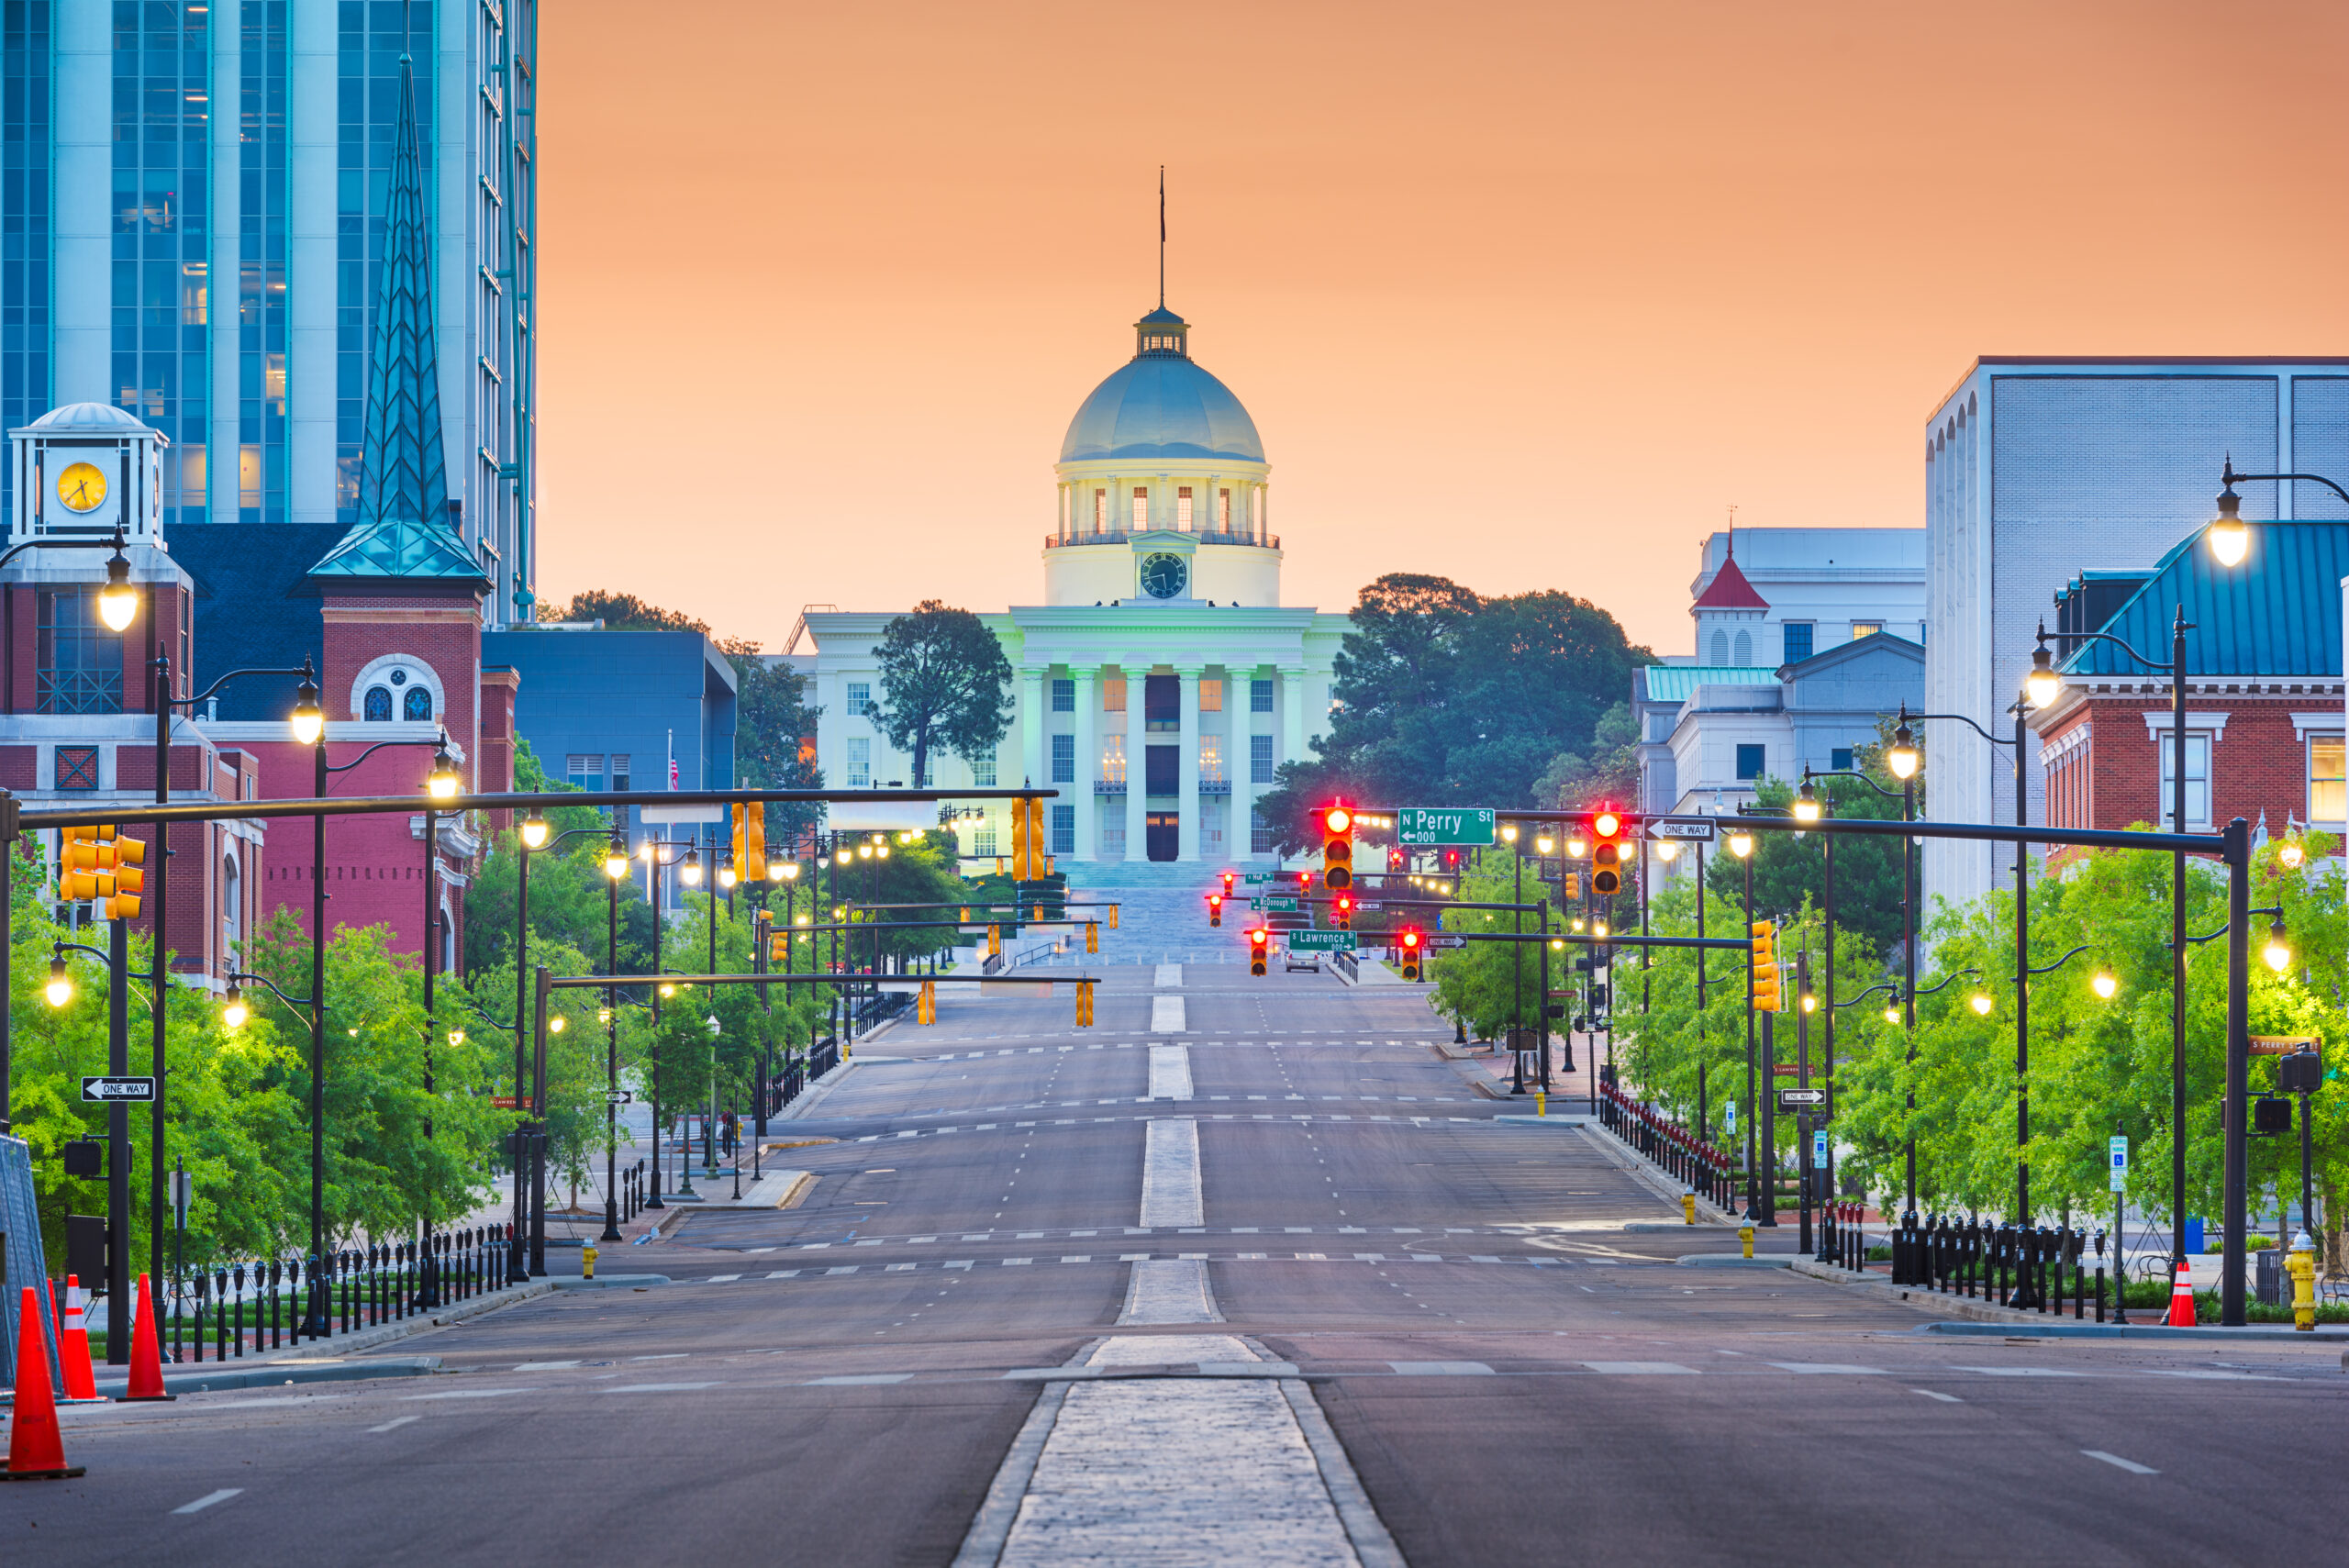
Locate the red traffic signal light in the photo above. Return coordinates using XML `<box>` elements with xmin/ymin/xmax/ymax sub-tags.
<box><xmin>1399</xmin><ymin>927</ymin><xmax>1421</xmax><ymax>949</ymax></box>
<box><xmin>1590</xmin><ymin>806</ymin><xmax>1631</xmax><ymax>895</ymax></box>
<box><xmin>1397</xmin><ymin>926</ymin><xmax>1423</xmax><ymax>981</ymax></box>
<box><xmin>1249</xmin><ymin>926</ymin><xmax>1270</xmax><ymax>975</ymax></box>
<box><xmin>1221</xmin><ymin>870</ymin><xmax>1236</xmax><ymax>895</ymax></box>
<box><xmin>1320</xmin><ymin>804</ymin><xmax>1353</xmax><ymax>889</ymax></box>
<box><xmin>1207</xmin><ymin>893</ymin><xmax>1224</xmax><ymax>928</ymax></box>
<box><xmin>1442</xmin><ymin>849</ymin><xmax>1460</xmax><ymax>871</ymax></box>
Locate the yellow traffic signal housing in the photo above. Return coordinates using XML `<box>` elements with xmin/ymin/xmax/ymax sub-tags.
<box><xmin>1320</xmin><ymin>806</ymin><xmax>1353</xmax><ymax>889</ymax></box>
<box><xmin>1207</xmin><ymin>894</ymin><xmax>1223</xmax><ymax>928</ymax></box>
<box><xmin>1009</xmin><ymin>801</ymin><xmax>1030</xmax><ymax>880</ymax></box>
<box><xmin>1108</xmin><ymin>904</ymin><xmax>1119</xmax><ymax>930</ymax></box>
<box><xmin>1085</xmin><ymin>920</ymin><xmax>1099</xmax><ymax>953</ymax></box>
<box><xmin>986</xmin><ymin>924</ymin><xmax>1001</xmax><ymax>957</ymax></box>
<box><xmin>1749</xmin><ymin>921</ymin><xmax>1780</xmax><ymax>1010</ymax></box>
<box><xmin>1249</xmin><ymin>929</ymin><xmax>1269</xmax><ymax>976</ymax></box>
<box><xmin>918</xmin><ymin>981</ymin><xmax>937</xmax><ymax>1026</ymax></box>
<box><xmin>1075</xmin><ymin>980</ymin><xmax>1096</xmax><ymax>1028</ymax></box>
<box><xmin>1591</xmin><ymin>809</ymin><xmax>1626</xmax><ymax>896</ymax></box>
<box><xmin>1028</xmin><ymin>799</ymin><xmax>1050</xmax><ymax>879</ymax></box>
<box><xmin>1563</xmin><ymin>872</ymin><xmax>1580</xmax><ymax>901</ymax></box>
<box><xmin>731</xmin><ymin>803</ymin><xmax>767</xmax><ymax>883</ymax></box>
<box><xmin>1398</xmin><ymin>929</ymin><xmax>1423</xmax><ymax>982</ymax></box>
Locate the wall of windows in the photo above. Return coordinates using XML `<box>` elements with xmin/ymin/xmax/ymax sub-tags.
<box><xmin>1250</xmin><ymin>733</ymin><xmax>1274</xmax><ymax>784</ymax></box>
<box><xmin>238</xmin><ymin>0</ymin><xmax>286</xmax><ymax>521</ymax></box>
<box><xmin>114</xmin><ymin>0</ymin><xmax>210</xmax><ymax>525</ymax></box>
<box><xmin>3</xmin><ymin>1</ymin><xmax>51</xmax><ymax>527</ymax></box>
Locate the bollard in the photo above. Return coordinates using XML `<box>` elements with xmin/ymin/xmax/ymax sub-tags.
<box><xmin>2289</xmin><ymin>1230</ymin><xmax>2317</xmax><ymax>1332</ymax></box>
<box><xmin>1740</xmin><ymin>1224</ymin><xmax>1755</xmax><ymax>1260</ymax></box>
<box><xmin>1682</xmin><ymin>1193</ymin><xmax>1696</xmax><ymax>1227</ymax></box>
<box><xmin>582</xmin><ymin>1242</ymin><xmax>598</xmax><ymax>1281</ymax></box>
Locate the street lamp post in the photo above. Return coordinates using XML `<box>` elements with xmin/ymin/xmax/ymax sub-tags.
<box><xmin>602</xmin><ymin>830</ymin><xmax>626</xmax><ymax>1243</ymax></box>
<box><xmin>1729</xmin><ymin>828</ymin><xmax>1757</xmax><ymax>1219</ymax></box>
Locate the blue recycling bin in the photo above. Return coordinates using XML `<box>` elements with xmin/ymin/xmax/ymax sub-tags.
<box><xmin>2184</xmin><ymin>1217</ymin><xmax>2205</xmax><ymax>1253</ymax></box>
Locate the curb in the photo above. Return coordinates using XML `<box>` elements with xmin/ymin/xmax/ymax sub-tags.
<box><xmin>88</xmin><ymin>1354</ymin><xmax>444</xmax><ymax>1400</ymax></box>
<box><xmin>775</xmin><ymin>1060</ymin><xmax>860</xmax><ymax>1122</ymax></box>
<box><xmin>1577</xmin><ymin>1119</ymin><xmax>1743</xmax><ymax>1226</ymax></box>
<box><xmin>1674</xmin><ymin>1253</ymin><xmax>1792</xmax><ymax>1268</ymax></box>
<box><xmin>1786</xmin><ymin>1258</ymin><xmax>2349</xmax><ymax>1338</ymax></box>
<box><xmin>551</xmin><ymin>1273</ymin><xmax>670</xmax><ymax>1290</ymax></box>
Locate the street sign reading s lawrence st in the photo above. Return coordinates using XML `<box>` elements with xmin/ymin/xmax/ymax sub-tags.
<box><xmin>1286</xmin><ymin>930</ymin><xmax>1358</xmax><ymax>952</ymax></box>
<box><xmin>1397</xmin><ymin>807</ymin><xmax>1495</xmax><ymax>847</ymax></box>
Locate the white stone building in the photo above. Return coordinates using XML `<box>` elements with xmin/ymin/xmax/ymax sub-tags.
<box><xmin>798</xmin><ymin>305</ymin><xmax>1349</xmax><ymax>879</ymax></box>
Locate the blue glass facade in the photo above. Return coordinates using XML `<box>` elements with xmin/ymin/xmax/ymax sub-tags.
<box><xmin>2</xmin><ymin>1</ymin><xmax>50</xmax><ymax>528</ymax></box>
<box><xmin>114</xmin><ymin>0</ymin><xmax>209</xmax><ymax>526</ymax></box>
<box><xmin>238</xmin><ymin>0</ymin><xmax>284</xmax><ymax>522</ymax></box>
<box><xmin>337</xmin><ymin>0</ymin><xmax>430</xmax><ymax>525</ymax></box>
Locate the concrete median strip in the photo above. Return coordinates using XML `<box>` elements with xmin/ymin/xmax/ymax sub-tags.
<box><xmin>1139</xmin><ymin>1118</ymin><xmax>1204</xmax><ymax>1228</ymax></box>
<box><xmin>1147</xmin><ymin>1043</ymin><xmax>1195</xmax><ymax>1099</ymax></box>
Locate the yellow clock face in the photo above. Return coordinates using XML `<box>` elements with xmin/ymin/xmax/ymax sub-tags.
<box><xmin>56</xmin><ymin>462</ymin><xmax>107</xmax><ymax>515</ymax></box>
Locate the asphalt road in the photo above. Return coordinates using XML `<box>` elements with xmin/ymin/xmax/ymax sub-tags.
<box><xmin>5</xmin><ymin>958</ymin><xmax>2343</xmax><ymax>1565</ymax></box>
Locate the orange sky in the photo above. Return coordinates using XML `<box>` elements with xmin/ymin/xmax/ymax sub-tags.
<box><xmin>537</xmin><ymin>1</ymin><xmax>2349</xmax><ymax>657</ymax></box>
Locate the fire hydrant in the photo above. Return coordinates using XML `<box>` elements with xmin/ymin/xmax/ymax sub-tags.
<box><xmin>1740</xmin><ymin>1223</ymin><xmax>1755</xmax><ymax>1260</ymax></box>
<box><xmin>1535</xmin><ymin>1091</ymin><xmax>1546</xmax><ymax>1118</ymax></box>
<box><xmin>2288</xmin><ymin>1230</ymin><xmax>2316</xmax><ymax>1332</ymax></box>
<box><xmin>1682</xmin><ymin>1193</ymin><xmax>1697</xmax><ymax>1226</ymax></box>
<box><xmin>582</xmin><ymin>1242</ymin><xmax>599</xmax><ymax>1282</ymax></box>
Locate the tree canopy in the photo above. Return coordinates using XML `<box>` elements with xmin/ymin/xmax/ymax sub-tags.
<box><xmin>871</xmin><ymin>601</ymin><xmax>1013</xmax><ymax>787</ymax></box>
<box><xmin>1256</xmin><ymin>574</ymin><xmax>1653</xmax><ymax>851</ymax></box>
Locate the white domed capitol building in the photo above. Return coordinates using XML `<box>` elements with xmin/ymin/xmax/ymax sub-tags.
<box><xmin>796</xmin><ymin>305</ymin><xmax>1347</xmax><ymax>878</ymax></box>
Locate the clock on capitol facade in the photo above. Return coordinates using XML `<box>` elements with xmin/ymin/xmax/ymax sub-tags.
<box><xmin>1139</xmin><ymin>552</ymin><xmax>1188</xmax><ymax>600</ymax></box>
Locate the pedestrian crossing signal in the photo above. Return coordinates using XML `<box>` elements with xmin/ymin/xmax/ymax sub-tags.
<box><xmin>1075</xmin><ymin>980</ymin><xmax>1095</xmax><ymax>1028</ymax></box>
<box><xmin>1249</xmin><ymin>928</ymin><xmax>1269</xmax><ymax>976</ymax></box>
<box><xmin>1398</xmin><ymin>927</ymin><xmax>1423</xmax><ymax>983</ymax></box>
<box><xmin>1320</xmin><ymin>806</ymin><xmax>1353</xmax><ymax>889</ymax></box>
<box><xmin>1207</xmin><ymin>893</ymin><xmax>1223</xmax><ymax>927</ymax></box>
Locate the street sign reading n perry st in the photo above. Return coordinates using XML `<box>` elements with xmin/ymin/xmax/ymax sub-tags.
<box><xmin>82</xmin><ymin>1075</ymin><xmax>156</xmax><ymax>1103</ymax></box>
<box><xmin>1397</xmin><ymin>807</ymin><xmax>1495</xmax><ymax>847</ymax></box>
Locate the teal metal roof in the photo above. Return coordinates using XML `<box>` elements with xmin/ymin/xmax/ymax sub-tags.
<box><xmin>312</xmin><ymin>56</ymin><xmax>478</xmax><ymax>584</ymax></box>
<box><xmin>1635</xmin><ymin>664</ymin><xmax>1779</xmax><ymax>703</ymax></box>
<box><xmin>2058</xmin><ymin>520</ymin><xmax>2347</xmax><ymax>679</ymax></box>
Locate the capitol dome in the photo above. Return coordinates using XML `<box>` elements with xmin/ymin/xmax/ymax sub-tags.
<box><xmin>1058</xmin><ymin>306</ymin><xmax>1265</xmax><ymax>464</ymax></box>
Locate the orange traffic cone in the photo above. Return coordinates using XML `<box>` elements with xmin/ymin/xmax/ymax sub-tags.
<box><xmin>2166</xmin><ymin>1254</ymin><xmax>2198</xmax><ymax>1326</ymax></box>
<box><xmin>3</xmin><ymin>1285</ymin><xmax>85</xmax><ymax>1481</ymax></box>
<box><xmin>121</xmin><ymin>1274</ymin><xmax>172</xmax><ymax>1402</ymax></box>
<box><xmin>56</xmin><ymin>1276</ymin><xmax>99</xmax><ymax>1402</ymax></box>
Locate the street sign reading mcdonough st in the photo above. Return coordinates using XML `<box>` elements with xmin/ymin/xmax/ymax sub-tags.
<box><xmin>1397</xmin><ymin>807</ymin><xmax>1495</xmax><ymax>847</ymax></box>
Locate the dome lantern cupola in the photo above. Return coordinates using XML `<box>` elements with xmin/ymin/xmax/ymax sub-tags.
<box><xmin>1136</xmin><ymin>306</ymin><xmax>1189</xmax><ymax>360</ymax></box>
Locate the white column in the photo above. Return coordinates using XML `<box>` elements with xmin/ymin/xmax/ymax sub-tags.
<box><xmin>1125</xmin><ymin>665</ymin><xmax>1148</xmax><ymax>861</ymax></box>
<box><xmin>1280</xmin><ymin>664</ymin><xmax>1308</xmax><ymax>784</ymax></box>
<box><xmin>209</xmin><ymin>1</ymin><xmax>243</xmax><ymax>522</ymax></box>
<box><xmin>1019</xmin><ymin>669</ymin><xmax>1047</xmax><ymax>790</ymax></box>
<box><xmin>1074</xmin><ymin>667</ymin><xmax>1097</xmax><ymax>862</ymax></box>
<box><xmin>288</xmin><ymin>0</ymin><xmax>337</xmax><ymax>524</ymax></box>
<box><xmin>1176</xmin><ymin>666</ymin><xmax>1202</xmax><ymax>862</ymax></box>
<box><xmin>52</xmin><ymin>0</ymin><xmax>109</xmax><ymax>404</ymax></box>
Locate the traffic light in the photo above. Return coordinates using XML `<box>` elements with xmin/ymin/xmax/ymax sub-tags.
<box><xmin>918</xmin><ymin>980</ymin><xmax>937</xmax><ymax>1025</ymax></box>
<box><xmin>730</xmin><ymin>803</ymin><xmax>767</xmax><ymax>882</ymax></box>
<box><xmin>987</xmin><ymin>923</ymin><xmax>1002</xmax><ymax>958</ymax></box>
<box><xmin>1319</xmin><ymin>806</ymin><xmax>1353</xmax><ymax>889</ymax></box>
<box><xmin>1590</xmin><ymin>808</ymin><xmax>1629</xmax><ymax>896</ymax></box>
<box><xmin>1249</xmin><ymin>928</ymin><xmax>1269</xmax><ymax>976</ymax></box>
<box><xmin>1397</xmin><ymin>927</ymin><xmax>1423</xmax><ymax>982</ymax></box>
<box><xmin>1563</xmin><ymin>872</ymin><xmax>1581</xmax><ymax>900</ymax></box>
<box><xmin>61</xmin><ymin>825</ymin><xmax>145</xmax><ymax>918</ymax></box>
<box><xmin>1750</xmin><ymin>921</ymin><xmax>1780</xmax><ymax>1011</ymax></box>
<box><xmin>1221</xmin><ymin>869</ymin><xmax>1237</xmax><ymax>897</ymax></box>
<box><xmin>1075</xmin><ymin>980</ymin><xmax>1095</xmax><ymax>1028</ymax></box>
<box><xmin>1298</xmin><ymin>870</ymin><xmax>1314</xmax><ymax>894</ymax></box>
<box><xmin>1387</xmin><ymin>847</ymin><xmax>1404</xmax><ymax>872</ymax></box>
<box><xmin>1207</xmin><ymin>893</ymin><xmax>1223</xmax><ymax>927</ymax></box>
<box><xmin>1009</xmin><ymin>800</ymin><xmax>1030</xmax><ymax>879</ymax></box>
<box><xmin>1331</xmin><ymin>891</ymin><xmax>1353</xmax><ymax>929</ymax></box>
<box><xmin>1086</xmin><ymin>920</ymin><xmax>1099</xmax><ymax>953</ymax></box>
<box><xmin>1442</xmin><ymin>849</ymin><xmax>1461</xmax><ymax>873</ymax></box>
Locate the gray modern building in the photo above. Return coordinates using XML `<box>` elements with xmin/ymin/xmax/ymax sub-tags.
<box><xmin>1923</xmin><ymin>357</ymin><xmax>2349</xmax><ymax>909</ymax></box>
<box><xmin>482</xmin><ymin>625</ymin><xmax>739</xmax><ymax>840</ymax></box>
<box><xmin>2</xmin><ymin>0</ymin><xmax>539</xmax><ymax>622</ymax></box>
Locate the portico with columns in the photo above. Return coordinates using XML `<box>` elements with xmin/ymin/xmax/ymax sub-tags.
<box><xmin>798</xmin><ymin>300</ymin><xmax>1347</xmax><ymax>877</ymax></box>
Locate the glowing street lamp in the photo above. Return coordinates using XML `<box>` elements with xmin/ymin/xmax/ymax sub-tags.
<box><xmin>426</xmin><ymin>736</ymin><xmax>462</xmax><ymax>800</ymax></box>
<box><xmin>2207</xmin><ymin>480</ymin><xmax>2249</xmax><ymax>566</ymax></box>
<box><xmin>2023</xmin><ymin>641</ymin><xmax>2062</xmax><ymax>709</ymax></box>
<box><xmin>289</xmin><ymin>672</ymin><xmax>325</xmax><ymax>747</ymax></box>
<box><xmin>96</xmin><ymin>540</ymin><xmax>138</xmax><ymax>632</ymax></box>
<box><xmin>1793</xmin><ymin>774</ymin><xmax>1821</xmax><ymax>825</ymax></box>
<box><xmin>1887</xmin><ymin>717</ymin><xmax>1920</xmax><ymax>781</ymax></box>
<box><xmin>1969</xmin><ymin>992</ymin><xmax>1994</xmax><ymax>1017</ymax></box>
<box><xmin>222</xmin><ymin>986</ymin><xmax>250</xmax><ymax>1029</ymax></box>
<box><xmin>1728</xmin><ymin>830</ymin><xmax>1753</xmax><ymax>860</ymax></box>
<box><xmin>44</xmin><ymin>955</ymin><xmax>71</xmax><ymax>1008</ymax></box>
<box><xmin>520</xmin><ymin>811</ymin><xmax>550</xmax><ymax>851</ymax></box>
<box><xmin>2264</xmin><ymin>917</ymin><xmax>2292</xmax><ymax>974</ymax></box>
<box><xmin>603</xmin><ymin>837</ymin><xmax>630</xmax><ymax>880</ymax></box>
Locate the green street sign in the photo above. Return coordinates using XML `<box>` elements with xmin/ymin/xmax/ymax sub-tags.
<box><xmin>1261</xmin><ymin>896</ymin><xmax>1298</xmax><ymax>912</ymax></box>
<box><xmin>1286</xmin><ymin>929</ymin><xmax>1357</xmax><ymax>952</ymax></box>
<box><xmin>1397</xmin><ymin>806</ymin><xmax>1496</xmax><ymax>847</ymax></box>
<box><xmin>1244</xmin><ymin>873</ymin><xmax>1271</xmax><ymax>884</ymax></box>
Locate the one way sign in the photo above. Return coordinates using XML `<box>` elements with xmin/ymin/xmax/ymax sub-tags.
<box><xmin>82</xmin><ymin>1075</ymin><xmax>157</xmax><ymax>1103</ymax></box>
<box><xmin>1775</xmin><ymin>1087</ymin><xmax>1827</xmax><ymax>1111</ymax></box>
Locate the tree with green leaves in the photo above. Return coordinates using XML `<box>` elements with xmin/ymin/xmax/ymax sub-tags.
<box><xmin>870</xmin><ymin>601</ymin><xmax>1013</xmax><ymax>787</ymax></box>
<box><xmin>1257</xmin><ymin>574</ymin><xmax>1653</xmax><ymax>851</ymax></box>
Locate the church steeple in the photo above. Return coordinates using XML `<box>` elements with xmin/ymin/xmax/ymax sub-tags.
<box><xmin>311</xmin><ymin>52</ymin><xmax>477</xmax><ymax>582</ymax></box>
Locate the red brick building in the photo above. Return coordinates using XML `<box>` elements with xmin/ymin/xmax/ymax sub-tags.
<box><xmin>2032</xmin><ymin>520</ymin><xmax>2346</xmax><ymax>859</ymax></box>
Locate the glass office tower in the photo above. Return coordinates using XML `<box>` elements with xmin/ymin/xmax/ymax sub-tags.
<box><xmin>0</xmin><ymin>0</ymin><xmax>536</xmax><ymax>622</ymax></box>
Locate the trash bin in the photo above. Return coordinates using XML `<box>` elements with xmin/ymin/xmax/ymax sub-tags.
<box><xmin>2255</xmin><ymin>1249</ymin><xmax>2281</xmax><ymax>1307</ymax></box>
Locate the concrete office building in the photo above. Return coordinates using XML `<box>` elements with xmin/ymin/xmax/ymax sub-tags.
<box><xmin>1923</xmin><ymin>357</ymin><xmax>2349</xmax><ymax>910</ymax></box>
<box><xmin>1</xmin><ymin>0</ymin><xmax>539</xmax><ymax>622</ymax></box>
